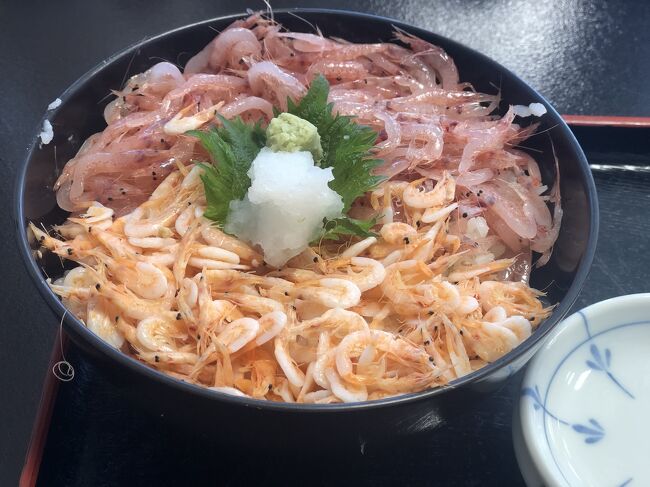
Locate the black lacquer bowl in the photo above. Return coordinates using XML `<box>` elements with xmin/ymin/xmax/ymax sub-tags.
<box><xmin>15</xmin><ymin>9</ymin><xmax>598</xmax><ymax>446</ymax></box>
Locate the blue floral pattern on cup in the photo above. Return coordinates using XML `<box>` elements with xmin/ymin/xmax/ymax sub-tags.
<box><xmin>585</xmin><ymin>343</ymin><xmax>635</xmax><ymax>399</ymax></box>
<box><xmin>571</xmin><ymin>419</ymin><xmax>605</xmax><ymax>444</ymax></box>
<box><xmin>522</xmin><ymin>386</ymin><xmax>606</xmax><ymax>444</ymax></box>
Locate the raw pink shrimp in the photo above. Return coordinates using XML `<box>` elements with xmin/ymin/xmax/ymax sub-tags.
<box><xmin>185</xmin><ymin>27</ymin><xmax>262</xmax><ymax>74</ymax></box>
<box><xmin>306</xmin><ymin>60</ymin><xmax>369</xmax><ymax>82</ymax></box>
<box><xmin>394</xmin><ymin>30</ymin><xmax>460</xmax><ymax>90</ymax></box>
<box><xmin>247</xmin><ymin>61</ymin><xmax>306</xmax><ymax>110</ymax></box>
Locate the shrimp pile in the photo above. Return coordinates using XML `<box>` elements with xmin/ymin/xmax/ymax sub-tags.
<box><xmin>40</xmin><ymin>12</ymin><xmax>559</xmax><ymax>403</ymax></box>
<box><xmin>34</xmin><ymin>161</ymin><xmax>551</xmax><ymax>402</ymax></box>
<box><xmin>54</xmin><ymin>13</ymin><xmax>561</xmax><ymax>263</ymax></box>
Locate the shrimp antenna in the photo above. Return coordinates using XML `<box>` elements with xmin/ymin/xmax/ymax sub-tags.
<box><xmin>512</xmin><ymin>144</ymin><xmax>544</xmax><ymax>154</ymax></box>
<box><xmin>537</xmin><ymin>122</ymin><xmax>561</xmax><ymax>137</ymax></box>
<box><xmin>263</xmin><ymin>0</ymin><xmax>274</xmax><ymax>22</ymax></box>
<box><xmin>391</xmin><ymin>25</ymin><xmax>415</xmax><ymax>44</ymax></box>
<box><xmin>96</xmin><ymin>90</ymin><xmax>114</xmax><ymax>105</ymax></box>
<box><xmin>287</xmin><ymin>11</ymin><xmax>319</xmax><ymax>34</ymax></box>
<box><xmin>97</xmin><ymin>41</ymin><xmax>144</xmax><ymax>105</ymax></box>
<box><xmin>488</xmin><ymin>74</ymin><xmax>503</xmax><ymax>98</ymax></box>
<box><xmin>52</xmin><ymin>310</ymin><xmax>75</xmax><ymax>382</ymax></box>
<box><xmin>53</xmin><ymin>144</ymin><xmax>59</xmax><ymax>175</ymax></box>
<box><xmin>40</xmin><ymin>265</ymin><xmax>50</xmax><ymax>280</ymax></box>
<box><xmin>119</xmin><ymin>44</ymin><xmax>144</xmax><ymax>93</ymax></box>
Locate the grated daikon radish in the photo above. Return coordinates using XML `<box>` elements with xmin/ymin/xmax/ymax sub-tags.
<box><xmin>225</xmin><ymin>148</ymin><xmax>343</xmax><ymax>267</ymax></box>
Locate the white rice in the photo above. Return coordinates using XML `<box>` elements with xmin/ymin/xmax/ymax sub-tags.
<box><xmin>47</xmin><ymin>98</ymin><xmax>62</xmax><ymax>110</ymax></box>
<box><xmin>226</xmin><ymin>148</ymin><xmax>343</xmax><ymax>266</ymax></box>
<box><xmin>39</xmin><ymin>120</ymin><xmax>54</xmax><ymax>145</ymax></box>
<box><xmin>512</xmin><ymin>102</ymin><xmax>547</xmax><ymax>118</ymax></box>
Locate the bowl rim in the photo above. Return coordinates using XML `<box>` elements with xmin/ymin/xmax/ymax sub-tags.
<box><xmin>14</xmin><ymin>7</ymin><xmax>599</xmax><ymax>413</ymax></box>
<box><xmin>518</xmin><ymin>293</ymin><xmax>650</xmax><ymax>486</ymax></box>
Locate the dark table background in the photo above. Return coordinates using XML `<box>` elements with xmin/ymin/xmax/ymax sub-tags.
<box><xmin>2</xmin><ymin>1</ymin><xmax>650</xmax><ymax>485</ymax></box>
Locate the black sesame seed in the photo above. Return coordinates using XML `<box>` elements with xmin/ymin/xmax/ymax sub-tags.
<box><xmin>39</xmin><ymin>236</ymin><xmax>45</xmax><ymax>242</ymax></box>
<box><xmin>284</xmin><ymin>291</ymin><xmax>289</xmax><ymax>296</ymax></box>
<box><xmin>115</xmin><ymin>316</ymin><xmax>119</xmax><ymax>322</ymax></box>
<box><xmin>107</xmin><ymin>197</ymin><xmax>113</xmax><ymax>201</ymax></box>
<box><xmin>95</xmin><ymin>283</ymin><xmax>101</xmax><ymax>290</ymax></box>
<box><xmin>152</xmin><ymin>171</ymin><xmax>156</xmax><ymax>176</ymax></box>
<box><xmin>153</xmin><ymin>177</ymin><xmax>157</xmax><ymax>181</ymax></box>
<box><xmin>416</xmin><ymin>221</ymin><xmax>421</xmax><ymax>228</ymax></box>
<box><xmin>336</xmin><ymin>76</ymin><xmax>342</xmax><ymax>82</ymax></box>
<box><xmin>176</xmin><ymin>313</ymin><xmax>182</xmax><ymax>320</ymax></box>
<box><xmin>530</xmin><ymin>316</ymin><xmax>535</xmax><ymax>321</ymax></box>
<box><xmin>67</xmin><ymin>248</ymin><xmax>73</xmax><ymax>255</ymax></box>
<box><xmin>291</xmin><ymin>305</ymin><xmax>297</xmax><ymax>311</ymax></box>
<box><xmin>427</xmin><ymin>311</ymin><xmax>434</xmax><ymax>316</ymax></box>
<box><xmin>313</xmin><ymin>257</ymin><xmax>318</xmax><ymax>263</ymax></box>
<box><xmin>268</xmin><ymin>384</ymin><xmax>273</xmax><ymax>390</ymax></box>
<box><xmin>462</xmin><ymin>212</ymin><xmax>468</xmax><ymax>218</ymax></box>
<box><xmin>524</xmin><ymin>169</ymin><xmax>530</xmax><ymax>176</ymax></box>
<box><xmin>424</xmin><ymin>340</ymin><xmax>430</xmax><ymax>345</ymax></box>
<box><xmin>154</xmin><ymin>355</ymin><xmax>160</xmax><ymax>363</ymax></box>
<box><xmin>403</xmin><ymin>237</ymin><xmax>410</xmax><ymax>244</ymax></box>
<box><xmin>459</xmin><ymin>330</ymin><xmax>464</xmax><ymax>335</ymax></box>
<box><xmin>428</xmin><ymin>357</ymin><xmax>434</xmax><ymax>362</ymax></box>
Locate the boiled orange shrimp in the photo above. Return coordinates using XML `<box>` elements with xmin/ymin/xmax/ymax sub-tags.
<box><xmin>86</xmin><ymin>298</ymin><xmax>125</xmax><ymax>349</ymax></box>
<box><xmin>479</xmin><ymin>281</ymin><xmax>551</xmax><ymax>323</ymax></box>
<box><xmin>320</xmin><ymin>257</ymin><xmax>386</xmax><ymax>292</ymax></box>
<box><xmin>293</xmin><ymin>278</ymin><xmax>361</xmax><ymax>309</ymax></box>
<box><xmin>334</xmin><ymin>329</ymin><xmax>438</xmax><ymax>389</ymax></box>
<box><xmin>402</xmin><ymin>172</ymin><xmax>455</xmax><ymax>209</ymax></box>
<box><xmin>460</xmin><ymin>307</ymin><xmax>532</xmax><ymax>362</ymax></box>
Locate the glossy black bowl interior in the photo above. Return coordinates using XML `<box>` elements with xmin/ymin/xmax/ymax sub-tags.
<box><xmin>15</xmin><ymin>9</ymin><xmax>598</xmax><ymax>444</ymax></box>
